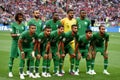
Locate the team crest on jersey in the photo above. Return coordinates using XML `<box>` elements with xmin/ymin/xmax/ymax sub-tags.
<box><xmin>38</xmin><ymin>39</ymin><xmax>41</xmax><ymax>42</ymax></box>
<box><xmin>84</xmin><ymin>22</ymin><xmax>88</xmax><ymax>25</ymax></box>
<box><xmin>32</xmin><ymin>37</ymin><xmax>35</xmax><ymax>43</ymax></box>
<box><xmin>22</xmin><ymin>27</ymin><xmax>24</xmax><ymax>30</ymax></box>
<box><xmin>62</xmin><ymin>38</ymin><xmax>66</xmax><ymax>42</ymax></box>
<box><xmin>24</xmin><ymin>39</ymin><xmax>27</xmax><ymax>43</ymax></box>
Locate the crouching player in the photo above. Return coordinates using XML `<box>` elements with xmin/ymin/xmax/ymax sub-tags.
<box><xmin>50</xmin><ymin>25</ymin><xmax>64</xmax><ymax>76</ymax></box>
<box><xmin>60</xmin><ymin>24</ymin><xmax>78</xmax><ymax>75</ymax></box>
<box><xmin>91</xmin><ymin>25</ymin><xmax>110</xmax><ymax>75</ymax></box>
<box><xmin>18</xmin><ymin>24</ymin><xmax>38</xmax><ymax>79</ymax></box>
<box><xmin>38</xmin><ymin>26</ymin><xmax>52</xmax><ymax>77</ymax></box>
<box><xmin>74</xmin><ymin>29</ymin><xmax>93</xmax><ymax>75</ymax></box>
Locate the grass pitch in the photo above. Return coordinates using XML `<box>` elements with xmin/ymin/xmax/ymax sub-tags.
<box><xmin>0</xmin><ymin>31</ymin><xmax>120</xmax><ymax>80</ymax></box>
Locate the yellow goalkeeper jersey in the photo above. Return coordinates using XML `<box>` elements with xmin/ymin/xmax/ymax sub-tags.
<box><xmin>61</xmin><ymin>17</ymin><xmax>76</xmax><ymax>32</ymax></box>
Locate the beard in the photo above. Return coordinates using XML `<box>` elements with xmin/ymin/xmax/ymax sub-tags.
<box><xmin>35</xmin><ymin>16</ymin><xmax>39</xmax><ymax>19</ymax></box>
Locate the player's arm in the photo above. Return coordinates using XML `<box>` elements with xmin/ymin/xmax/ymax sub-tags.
<box><xmin>46</xmin><ymin>41</ymin><xmax>52</xmax><ymax>59</ymax></box>
<box><xmin>75</xmin><ymin>42</ymin><xmax>79</xmax><ymax>55</ymax></box>
<box><xmin>104</xmin><ymin>35</ymin><xmax>109</xmax><ymax>53</ymax></box>
<box><xmin>56</xmin><ymin>41</ymin><xmax>61</xmax><ymax>58</ymax></box>
<box><xmin>60</xmin><ymin>18</ymin><xmax>64</xmax><ymax>25</ymax></box>
<box><xmin>38</xmin><ymin>39</ymin><xmax>41</xmax><ymax>54</ymax></box>
<box><xmin>10</xmin><ymin>24</ymin><xmax>20</xmax><ymax>37</ymax></box>
<box><xmin>18</xmin><ymin>38</ymin><xmax>25</xmax><ymax>59</ymax></box>
<box><xmin>18</xmin><ymin>39</ymin><xmax>23</xmax><ymax>52</ymax></box>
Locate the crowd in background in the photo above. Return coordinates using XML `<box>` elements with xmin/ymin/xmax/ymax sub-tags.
<box><xmin>0</xmin><ymin>0</ymin><xmax>120</xmax><ymax>27</ymax></box>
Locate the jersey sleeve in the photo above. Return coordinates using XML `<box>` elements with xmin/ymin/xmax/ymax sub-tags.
<box><xmin>60</xmin><ymin>18</ymin><xmax>65</xmax><ymax>25</ymax></box>
<box><xmin>19</xmin><ymin>32</ymin><xmax>25</xmax><ymax>40</ymax></box>
<box><xmin>10</xmin><ymin>23</ymin><xmax>15</xmax><ymax>34</ymax></box>
<box><xmin>105</xmin><ymin>34</ymin><xmax>109</xmax><ymax>42</ymax></box>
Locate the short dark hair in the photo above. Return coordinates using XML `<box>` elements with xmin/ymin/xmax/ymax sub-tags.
<box><xmin>52</xmin><ymin>12</ymin><xmax>57</xmax><ymax>17</ymax></box>
<box><xmin>99</xmin><ymin>25</ymin><xmax>105</xmax><ymax>29</ymax></box>
<box><xmin>29</xmin><ymin>24</ymin><xmax>36</xmax><ymax>28</ymax></box>
<box><xmin>67</xmin><ymin>9</ymin><xmax>73</xmax><ymax>14</ymax></box>
<box><xmin>71</xmin><ymin>24</ymin><xmax>77</xmax><ymax>28</ymax></box>
<box><xmin>44</xmin><ymin>26</ymin><xmax>51</xmax><ymax>30</ymax></box>
<box><xmin>15</xmin><ymin>13</ymin><xmax>24</xmax><ymax>21</ymax></box>
<box><xmin>80</xmin><ymin>9</ymin><xmax>85</xmax><ymax>13</ymax></box>
<box><xmin>33</xmin><ymin>9</ymin><xmax>39</xmax><ymax>13</ymax></box>
<box><xmin>58</xmin><ymin>25</ymin><xmax>64</xmax><ymax>29</ymax></box>
<box><xmin>85</xmin><ymin>29</ymin><xmax>92</xmax><ymax>33</ymax></box>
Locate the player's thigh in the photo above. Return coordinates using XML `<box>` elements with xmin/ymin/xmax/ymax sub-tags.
<box><xmin>65</xmin><ymin>44</ymin><xmax>74</xmax><ymax>55</ymax></box>
<box><xmin>80</xmin><ymin>49</ymin><xmax>88</xmax><ymax>58</ymax></box>
<box><xmin>96</xmin><ymin>47</ymin><xmax>104</xmax><ymax>55</ymax></box>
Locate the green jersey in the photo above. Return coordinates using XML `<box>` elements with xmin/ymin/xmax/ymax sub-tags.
<box><xmin>76</xmin><ymin>17</ymin><xmax>91</xmax><ymax>35</ymax></box>
<box><xmin>45</xmin><ymin>19</ymin><xmax>61</xmax><ymax>31</ymax></box>
<box><xmin>62</xmin><ymin>31</ymin><xmax>78</xmax><ymax>46</ymax></box>
<box><xmin>77</xmin><ymin>35</ymin><xmax>92</xmax><ymax>49</ymax></box>
<box><xmin>38</xmin><ymin>32</ymin><xmax>51</xmax><ymax>47</ymax></box>
<box><xmin>28</xmin><ymin>18</ymin><xmax>42</xmax><ymax>34</ymax></box>
<box><xmin>50</xmin><ymin>30</ymin><xmax>64</xmax><ymax>46</ymax></box>
<box><xmin>19</xmin><ymin>30</ymin><xmax>38</xmax><ymax>49</ymax></box>
<box><xmin>92</xmin><ymin>32</ymin><xmax>109</xmax><ymax>47</ymax></box>
<box><xmin>10</xmin><ymin>22</ymin><xmax>25</xmax><ymax>40</ymax></box>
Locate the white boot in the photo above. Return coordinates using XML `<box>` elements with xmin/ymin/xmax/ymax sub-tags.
<box><xmin>20</xmin><ymin>74</ymin><xmax>25</xmax><ymax>79</ymax></box>
<box><xmin>35</xmin><ymin>73</ymin><xmax>41</xmax><ymax>78</ymax></box>
<box><xmin>29</xmin><ymin>73</ymin><xmax>36</xmax><ymax>78</ymax></box>
<box><xmin>8</xmin><ymin>72</ymin><xmax>13</xmax><ymax>77</ymax></box>
<box><xmin>103</xmin><ymin>70</ymin><xmax>110</xmax><ymax>75</ymax></box>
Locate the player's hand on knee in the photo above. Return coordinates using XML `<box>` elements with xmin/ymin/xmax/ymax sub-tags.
<box><xmin>21</xmin><ymin>51</ymin><xmax>25</xmax><ymax>59</ymax></box>
<box><xmin>56</xmin><ymin>52</ymin><xmax>60</xmax><ymax>59</ymax></box>
<box><xmin>61</xmin><ymin>53</ymin><xmax>65</xmax><ymax>58</ymax></box>
<box><xmin>44</xmin><ymin>54</ymin><xmax>48</xmax><ymax>59</ymax></box>
<box><xmin>87</xmin><ymin>53</ymin><xmax>91</xmax><ymax>60</ymax></box>
<box><xmin>77</xmin><ymin>52</ymin><xmax>81</xmax><ymax>60</ymax></box>
<box><xmin>71</xmin><ymin>53</ymin><xmax>76</xmax><ymax>58</ymax></box>
<box><xmin>36</xmin><ymin>54</ymin><xmax>41</xmax><ymax>59</ymax></box>
<box><xmin>104</xmin><ymin>51</ymin><xmax>108</xmax><ymax>59</ymax></box>
<box><xmin>31</xmin><ymin>51</ymin><xmax>35</xmax><ymax>58</ymax></box>
<box><xmin>48</xmin><ymin>53</ymin><xmax>52</xmax><ymax>60</ymax></box>
<box><xmin>91</xmin><ymin>51</ymin><xmax>96</xmax><ymax>58</ymax></box>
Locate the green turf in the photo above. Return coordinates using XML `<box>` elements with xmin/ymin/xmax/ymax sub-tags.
<box><xmin>0</xmin><ymin>31</ymin><xmax>120</xmax><ymax>80</ymax></box>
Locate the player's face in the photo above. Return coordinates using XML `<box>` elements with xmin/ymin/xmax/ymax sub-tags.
<box><xmin>86</xmin><ymin>32</ymin><xmax>92</xmax><ymax>39</ymax></box>
<box><xmin>29</xmin><ymin>26</ymin><xmax>36</xmax><ymax>34</ymax></box>
<box><xmin>53</xmin><ymin>13</ymin><xmax>59</xmax><ymax>20</ymax></box>
<box><xmin>100</xmin><ymin>26</ymin><xmax>105</xmax><ymax>34</ymax></box>
<box><xmin>18</xmin><ymin>15</ymin><xmax>23</xmax><ymax>22</ymax></box>
<box><xmin>33</xmin><ymin>10</ymin><xmax>40</xmax><ymax>19</ymax></box>
<box><xmin>72</xmin><ymin>26</ymin><xmax>78</xmax><ymax>34</ymax></box>
<box><xmin>59</xmin><ymin>27</ymin><xmax>64</xmax><ymax>34</ymax></box>
<box><xmin>45</xmin><ymin>28</ymin><xmax>51</xmax><ymax>36</ymax></box>
<box><xmin>80</xmin><ymin>11</ymin><xmax>86</xmax><ymax>18</ymax></box>
<box><xmin>68</xmin><ymin>11</ymin><xmax>74</xmax><ymax>19</ymax></box>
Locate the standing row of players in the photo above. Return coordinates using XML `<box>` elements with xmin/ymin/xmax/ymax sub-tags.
<box><xmin>8</xmin><ymin>9</ymin><xmax>110</xmax><ymax>79</ymax></box>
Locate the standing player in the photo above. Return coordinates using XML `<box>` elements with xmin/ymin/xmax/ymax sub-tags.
<box><xmin>61</xmin><ymin>9</ymin><xmax>76</xmax><ymax>73</ymax></box>
<box><xmin>91</xmin><ymin>25</ymin><xmax>110</xmax><ymax>75</ymax></box>
<box><xmin>28</xmin><ymin>9</ymin><xmax>42</xmax><ymax>34</ymax></box>
<box><xmin>18</xmin><ymin>24</ymin><xmax>38</xmax><ymax>79</ymax></box>
<box><xmin>76</xmin><ymin>10</ymin><xmax>91</xmax><ymax>36</ymax></box>
<box><xmin>50</xmin><ymin>25</ymin><xmax>64</xmax><ymax>76</ymax></box>
<box><xmin>74</xmin><ymin>29</ymin><xmax>93</xmax><ymax>75</ymax></box>
<box><xmin>27</xmin><ymin>9</ymin><xmax>42</xmax><ymax>77</ymax></box>
<box><xmin>8</xmin><ymin>13</ymin><xmax>25</xmax><ymax>77</ymax></box>
<box><xmin>60</xmin><ymin>24</ymin><xmax>78</xmax><ymax>75</ymax></box>
<box><xmin>38</xmin><ymin>26</ymin><xmax>52</xmax><ymax>77</ymax></box>
<box><xmin>45</xmin><ymin>12</ymin><xmax>61</xmax><ymax>31</ymax></box>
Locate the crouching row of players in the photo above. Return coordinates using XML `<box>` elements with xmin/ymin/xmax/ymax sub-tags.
<box><xmin>9</xmin><ymin>24</ymin><xmax>110</xmax><ymax>79</ymax></box>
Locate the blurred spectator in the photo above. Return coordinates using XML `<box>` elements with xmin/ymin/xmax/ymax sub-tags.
<box><xmin>0</xmin><ymin>0</ymin><xmax>120</xmax><ymax>27</ymax></box>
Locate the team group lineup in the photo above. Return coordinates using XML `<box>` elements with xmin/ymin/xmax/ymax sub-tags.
<box><xmin>8</xmin><ymin>9</ymin><xmax>110</xmax><ymax>79</ymax></box>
